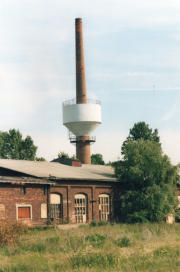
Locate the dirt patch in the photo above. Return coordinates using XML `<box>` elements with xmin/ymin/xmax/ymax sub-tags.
<box><xmin>57</xmin><ymin>223</ymin><xmax>86</xmax><ymax>230</ymax></box>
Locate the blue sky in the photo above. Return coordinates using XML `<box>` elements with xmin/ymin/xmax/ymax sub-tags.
<box><xmin>0</xmin><ymin>0</ymin><xmax>180</xmax><ymax>163</ymax></box>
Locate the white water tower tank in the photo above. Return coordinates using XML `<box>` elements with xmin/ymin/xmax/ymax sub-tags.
<box><xmin>63</xmin><ymin>99</ymin><xmax>101</xmax><ymax>137</ymax></box>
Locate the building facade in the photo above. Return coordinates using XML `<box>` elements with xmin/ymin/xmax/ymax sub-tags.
<box><xmin>0</xmin><ymin>159</ymin><xmax>116</xmax><ymax>225</ymax></box>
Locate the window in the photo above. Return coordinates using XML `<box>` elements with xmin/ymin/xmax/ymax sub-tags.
<box><xmin>16</xmin><ymin>205</ymin><xmax>32</xmax><ymax>220</ymax></box>
<box><xmin>99</xmin><ymin>194</ymin><xmax>110</xmax><ymax>221</ymax></box>
<box><xmin>41</xmin><ymin>203</ymin><xmax>47</xmax><ymax>218</ymax></box>
<box><xmin>74</xmin><ymin>194</ymin><xmax>87</xmax><ymax>223</ymax></box>
<box><xmin>49</xmin><ymin>193</ymin><xmax>62</xmax><ymax>219</ymax></box>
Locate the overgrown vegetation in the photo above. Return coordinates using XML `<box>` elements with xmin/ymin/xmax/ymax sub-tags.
<box><xmin>0</xmin><ymin>221</ymin><xmax>27</xmax><ymax>246</ymax></box>
<box><xmin>91</xmin><ymin>153</ymin><xmax>105</xmax><ymax>165</ymax></box>
<box><xmin>0</xmin><ymin>129</ymin><xmax>37</xmax><ymax>160</ymax></box>
<box><xmin>114</xmin><ymin>122</ymin><xmax>179</xmax><ymax>223</ymax></box>
<box><xmin>0</xmin><ymin>223</ymin><xmax>179</xmax><ymax>271</ymax></box>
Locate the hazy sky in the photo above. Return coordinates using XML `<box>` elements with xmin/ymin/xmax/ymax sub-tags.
<box><xmin>0</xmin><ymin>0</ymin><xmax>180</xmax><ymax>163</ymax></box>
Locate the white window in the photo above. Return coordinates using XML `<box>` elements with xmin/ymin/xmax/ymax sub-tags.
<box><xmin>99</xmin><ymin>194</ymin><xmax>110</xmax><ymax>221</ymax></box>
<box><xmin>41</xmin><ymin>203</ymin><xmax>47</xmax><ymax>219</ymax></box>
<box><xmin>49</xmin><ymin>193</ymin><xmax>62</xmax><ymax>219</ymax></box>
<box><xmin>74</xmin><ymin>194</ymin><xmax>87</xmax><ymax>223</ymax></box>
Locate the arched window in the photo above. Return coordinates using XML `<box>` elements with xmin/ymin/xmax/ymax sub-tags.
<box><xmin>49</xmin><ymin>193</ymin><xmax>62</xmax><ymax>219</ymax></box>
<box><xmin>74</xmin><ymin>194</ymin><xmax>87</xmax><ymax>223</ymax></box>
<box><xmin>99</xmin><ymin>194</ymin><xmax>110</xmax><ymax>221</ymax></box>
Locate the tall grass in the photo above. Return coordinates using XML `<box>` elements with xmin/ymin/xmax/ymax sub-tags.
<box><xmin>0</xmin><ymin>223</ymin><xmax>179</xmax><ymax>271</ymax></box>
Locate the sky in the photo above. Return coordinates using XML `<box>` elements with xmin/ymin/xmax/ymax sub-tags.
<box><xmin>0</xmin><ymin>0</ymin><xmax>180</xmax><ymax>164</ymax></box>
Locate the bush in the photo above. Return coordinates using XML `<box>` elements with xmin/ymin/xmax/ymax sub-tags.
<box><xmin>85</xmin><ymin>233</ymin><xmax>106</xmax><ymax>248</ymax></box>
<box><xmin>0</xmin><ymin>220</ymin><xmax>28</xmax><ymax>246</ymax></box>
<box><xmin>115</xmin><ymin>236</ymin><xmax>131</xmax><ymax>248</ymax></box>
<box><xmin>175</xmin><ymin>209</ymin><xmax>180</xmax><ymax>222</ymax></box>
<box><xmin>97</xmin><ymin>220</ymin><xmax>108</xmax><ymax>226</ymax></box>
<box><xmin>126</xmin><ymin>212</ymin><xmax>150</xmax><ymax>223</ymax></box>
<box><xmin>90</xmin><ymin>220</ymin><xmax>97</xmax><ymax>227</ymax></box>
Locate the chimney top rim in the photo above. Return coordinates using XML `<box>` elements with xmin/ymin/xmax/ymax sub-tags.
<box><xmin>75</xmin><ymin>18</ymin><xmax>82</xmax><ymax>22</ymax></box>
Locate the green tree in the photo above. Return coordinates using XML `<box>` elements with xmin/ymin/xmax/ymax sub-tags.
<box><xmin>57</xmin><ymin>152</ymin><xmax>76</xmax><ymax>160</ymax></box>
<box><xmin>91</xmin><ymin>153</ymin><xmax>105</xmax><ymax>165</ymax></box>
<box><xmin>35</xmin><ymin>157</ymin><xmax>46</xmax><ymax>161</ymax></box>
<box><xmin>122</xmin><ymin>121</ymin><xmax>160</xmax><ymax>155</ymax></box>
<box><xmin>115</xmin><ymin>139</ymin><xmax>178</xmax><ymax>223</ymax></box>
<box><xmin>0</xmin><ymin>129</ymin><xmax>37</xmax><ymax>160</ymax></box>
<box><xmin>58</xmin><ymin>151</ymin><xmax>70</xmax><ymax>159</ymax></box>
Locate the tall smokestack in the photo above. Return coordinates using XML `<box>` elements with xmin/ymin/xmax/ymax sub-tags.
<box><xmin>62</xmin><ymin>19</ymin><xmax>101</xmax><ymax>164</ymax></box>
<box><xmin>75</xmin><ymin>18</ymin><xmax>87</xmax><ymax>104</ymax></box>
<box><xmin>75</xmin><ymin>18</ymin><xmax>90</xmax><ymax>164</ymax></box>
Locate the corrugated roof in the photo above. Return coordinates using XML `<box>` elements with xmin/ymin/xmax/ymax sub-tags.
<box><xmin>0</xmin><ymin>159</ymin><xmax>116</xmax><ymax>181</ymax></box>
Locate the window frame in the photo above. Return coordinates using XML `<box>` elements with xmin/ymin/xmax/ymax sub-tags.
<box><xmin>74</xmin><ymin>193</ymin><xmax>87</xmax><ymax>223</ymax></box>
<box><xmin>16</xmin><ymin>204</ymin><xmax>32</xmax><ymax>220</ymax></box>
<box><xmin>99</xmin><ymin>193</ymin><xmax>110</xmax><ymax>221</ymax></box>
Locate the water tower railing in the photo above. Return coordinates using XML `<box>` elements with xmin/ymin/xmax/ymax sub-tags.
<box><xmin>63</xmin><ymin>98</ymin><xmax>101</xmax><ymax>106</ymax></box>
<box><xmin>69</xmin><ymin>131</ymin><xmax>96</xmax><ymax>144</ymax></box>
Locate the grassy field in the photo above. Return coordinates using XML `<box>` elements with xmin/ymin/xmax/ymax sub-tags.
<box><xmin>0</xmin><ymin>223</ymin><xmax>180</xmax><ymax>272</ymax></box>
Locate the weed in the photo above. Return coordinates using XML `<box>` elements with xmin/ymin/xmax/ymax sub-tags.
<box><xmin>154</xmin><ymin>246</ymin><xmax>180</xmax><ymax>258</ymax></box>
<box><xmin>85</xmin><ymin>233</ymin><xmax>106</xmax><ymax>248</ymax></box>
<box><xmin>0</xmin><ymin>221</ymin><xmax>27</xmax><ymax>246</ymax></box>
<box><xmin>97</xmin><ymin>220</ymin><xmax>108</xmax><ymax>226</ymax></box>
<box><xmin>71</xmin><ymin>253</ymin><xmax>116</xmax><ymax>269</ymax></box>
<box><xmin>115</xmin><ymin>236</ymin><xmax>131</xmax><ymax>247</ymax></box>
<box><xmin>89</xmin><ymin>220</ymin><xmax>97</xmax><ymax>227</ymax></box>
<box><xmin>0</xmin><ymin>223</ymin><xmax>180</xmax><ymax>271</ymax></box>
<box><xmin>66</xmin><ymin>236</ymin><xmax>84</xmax><ymax>251</ymax></box>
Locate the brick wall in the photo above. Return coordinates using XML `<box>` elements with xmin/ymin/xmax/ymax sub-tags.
<box><xmin>0</xmin><ymin>180</ymin><xmax>115</xmax><ymax>224</ymax></box>
<box><xmin>50</xmin><ymin>181</ymin><xmax>114</xmax><ymax>223</ymax></box>
<box><xmin>0</xmin><ymin>184</ymin><xmax>48</xmax><ymax>225</ymax></box>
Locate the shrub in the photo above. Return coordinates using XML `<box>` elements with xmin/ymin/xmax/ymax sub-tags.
<box><xmin>85</xmin><ymin>233</ymin><xmax>106</xmax><ymax>248</ymax></box>
<box><xmin>0</xmin><ymin>220</ymin><xmax>28</xmax><ymax>246</ymax></box>
<box><xmin>126</xmin><ymin>213</ymin><xmax>150</xmax><ymax>223</ymax></box>
<box><xmin>97</xmin><ymin>220</ymin><xmax>108</xmax><ymax>226</ymax></box>
<box><xmin>175</xmin><ymin>209</ymin><xmax>180</xmax><ymax>222</ymax></box>
<box><xmin>90</xmin><ymin>220</ymin><xmax>97</xmax><ymax>227</ymax></box>
<box><xmin>115</xmin><ymin>236</ymin><xmax>131</xmax><ymax>248</ymax></box>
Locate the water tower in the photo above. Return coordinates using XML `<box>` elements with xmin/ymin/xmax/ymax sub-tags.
<box><xmin>62</xmin><ymin>18</ymin><xmax>101</xmax><ymax>164</ymax></box>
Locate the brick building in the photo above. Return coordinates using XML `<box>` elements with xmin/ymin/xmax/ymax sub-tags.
<box><xmin>0</xmin><ymin>159</ymin><xmax>116</xmax><ymax>225</ymax></box>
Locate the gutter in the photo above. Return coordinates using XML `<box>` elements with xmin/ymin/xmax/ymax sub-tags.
<box><xmin>0</xmin><ymin>179</ymin><xmax>55</xmax><ymax>185</ymax></box>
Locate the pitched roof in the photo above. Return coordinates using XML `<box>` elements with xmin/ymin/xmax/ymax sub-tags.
<box><xmin>0</xmin><ymin>159</ymin><xmax>116</xmax><ymax>181</ymax></box>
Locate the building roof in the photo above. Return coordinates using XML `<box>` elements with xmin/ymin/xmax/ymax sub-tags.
<box><xmin>0</xmin><ymin>159</ymin><xmax>116</xmax><ymax>182</ymax></box>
